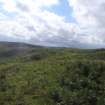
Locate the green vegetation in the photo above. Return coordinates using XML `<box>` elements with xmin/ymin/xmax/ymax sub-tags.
<box><xmin>0</xmin><ymin>42</ymin><xmax>105</xmax><ymax>105</ymax></box>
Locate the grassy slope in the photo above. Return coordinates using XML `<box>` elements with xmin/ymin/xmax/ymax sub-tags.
<box><xmin>0</xmin><ymin>42</ymin><xmax>105</xmax><ymax>105</ymax></box>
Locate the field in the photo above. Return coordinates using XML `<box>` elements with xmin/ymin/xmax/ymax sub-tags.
<box><xmin>0</xmin><ymin>42</ymin><xmax>105</xmax><ymax>105</ymax></box>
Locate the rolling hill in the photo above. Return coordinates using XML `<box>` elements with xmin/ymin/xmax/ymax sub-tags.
<box><xmin>0</xmin><ymin>42</ymin><xmax>105</xmax><ymax>105</ymax></box>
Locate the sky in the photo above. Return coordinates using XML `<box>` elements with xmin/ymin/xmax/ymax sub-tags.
<box><xmin>0</xmin><ymin>0</ymin><xmax>105</xmax><ymax>48</ymax></box>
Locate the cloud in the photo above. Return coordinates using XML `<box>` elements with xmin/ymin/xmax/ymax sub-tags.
<box><xmin>0</xmin><ymin>0</ymin><xmax>77</xmax><ymax>45</ymax></box>
<box><xmin>0</xmin><ymin>0</ymin><xmax>105</xmax><ymax>48</ymax></box>
<box><xmin>2</xmin><ymin>0</ymin><xmax>17</xmax><ymax>12</ymax></box>
<box><xmin>68</xmin><ymin>0</ymin><xmax>105</xmax><ymax>45</ymax></box>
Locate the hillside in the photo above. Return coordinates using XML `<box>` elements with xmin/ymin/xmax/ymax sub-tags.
<box><xmin>0</xmin><ymin>42</ymin><xmax>105</xmax><ymax>105</ymax></box>
<box><xmin>0</xmin><ymin>42</ymin><xmax>41</xmax><ymax>58</ymax></box>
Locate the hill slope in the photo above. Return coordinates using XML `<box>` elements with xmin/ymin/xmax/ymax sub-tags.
<box><xmin>0</xmin><ymin>42</ymin><xmax>105</xmax><ymax>105</ymax></box>
<box><xmin>0</xmin><ymin>42</ymin><xmax>41</xmax><ymax>58</ymax></box>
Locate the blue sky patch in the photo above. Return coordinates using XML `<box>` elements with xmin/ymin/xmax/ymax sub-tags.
<box><xmin>0</xmin><ymin>2</ymin><xmax>17</xmax><ymax>20</ymax></box>
<box><xmin>45</xmin><ymin>0</ymin><xmax>76</xmax><ymax>23</ymax></box>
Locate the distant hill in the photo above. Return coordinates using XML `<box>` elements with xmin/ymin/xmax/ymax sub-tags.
<box><xmin>0</xmin><ymin>41</ymin><xmax>43</xmax><ymax>59</ymax></box>
<box><xmin>0</xmin><ymin>41</ymin><xmax>42</xmax><ymax>49</ymax></box>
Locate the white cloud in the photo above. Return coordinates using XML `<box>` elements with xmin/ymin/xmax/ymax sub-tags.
<box><xmin>0</xmin><ymin>0</ymin><xmax>78</xmax><ymax>45</ymax></box>
<box><xmin>2</xmin><ymin>0</ymin><xmax>17</xmax><ymax>12</ymax></box>
<box><xmin>0</xmin><ymin>0</ymin><xmax>105</xmax><ymax>48</ymax></box>
<box><xmin>68</xmin><ymin>0</ymin><xmax>105</xmax><ymax>45</ymax></box>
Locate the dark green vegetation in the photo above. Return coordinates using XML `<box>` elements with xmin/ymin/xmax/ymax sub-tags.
<box><xmin>0</xmin><ymin>42</ymin><xmax>105</xmax><ymax>105</ymax></box>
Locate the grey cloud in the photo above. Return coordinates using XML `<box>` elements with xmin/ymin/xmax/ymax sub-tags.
<box><xmin>0</xmin><ymin>35</ymin><xmax>22</xmax><ymax>42</ymax></box>
<box><xmin>26</xmin><ymin>26</ymin><xmax>36</xmax><ymax>32</ymax></box>
<box><xmin>16</xmin><ymin>2</ymin><xmax>29</xmax><ymax>12</ymax></box>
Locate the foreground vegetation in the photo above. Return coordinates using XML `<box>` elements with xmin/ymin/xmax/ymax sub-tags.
<box><xmin>0</xmin><ymin>42</ymin><xmax>105</xmax><ymax>105</ymax></box>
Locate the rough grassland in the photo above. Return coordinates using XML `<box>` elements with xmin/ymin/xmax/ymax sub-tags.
<box><xmin>0</xmin><ymin>42</ymin><xmax>105</xmax><ymax>105</ymax></box>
